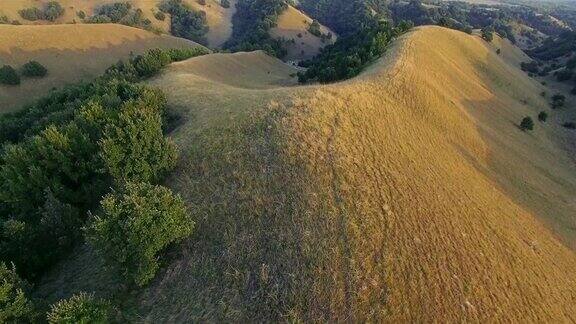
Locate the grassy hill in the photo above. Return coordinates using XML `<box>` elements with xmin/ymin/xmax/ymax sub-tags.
<box><xmin>37</xmin><ymin>26</ymin><xmax>576</xmax><ymax>321</ymax></box>
<box><xmin>270</xmin><ymin>6</ymin><xmax>336</xmax><ymax>61</ymax></box>
<box><xmin>0</xmin><ymin>24</ymin><xmax>202</xmax><ymax>112</ymax></box>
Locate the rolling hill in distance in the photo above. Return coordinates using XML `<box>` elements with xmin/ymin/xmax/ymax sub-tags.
<box><xmin>1</xmin><ymin>0</ymin><xmax>576</xmax><ymax>322</ymax></box>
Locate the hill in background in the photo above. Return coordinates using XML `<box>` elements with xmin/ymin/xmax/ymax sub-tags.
<box><xmin>0</xmin><ymin>23</ymin><xmax>203</xmax><ymax>111</ymax></box>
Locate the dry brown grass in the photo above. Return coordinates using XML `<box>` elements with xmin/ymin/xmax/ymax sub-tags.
<box><xmin>0</xmin><ymin>23</ymin><xmax>202</xmax><ymax>112</ymax></box>
<box><xmin>0</xmin><ymin>0</ymin><xmax>236</xmax><ymax>48</ymax></box>
<box><xmin>270</xmin><ymin>6</ymin><xmax>336</xmax><ymax>61</ymax></box>
<box><xmin>37</xmin><ymin>26</ymin><xmax>576</xmax><ymax>322</ymax></box>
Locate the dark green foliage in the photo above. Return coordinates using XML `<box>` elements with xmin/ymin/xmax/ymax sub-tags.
<box><xmin>47</xmin><ymin>292</ymin><xmax>110</xmax><ymax>324</ymax></box>
<box><xmin>86</xmin><ymin>182</ymin><xmax>193</xmax><ymax>286</ymax></box>
<box><xmin>154</xmin><ymin>11</ymin><xmax>166</xmax><ymax>21</ymax></box>
<box><xmin>19</xmin><ymin>1</ymin><xmax>64</xmax><ymax>22</ymax></box>
<box><xmin>551</xmin><ymin>93</ymin><xmax>566</xmax><ymax>109</ymax></box>
<box><xmin>520</xmin><ymin>116</ymin><xmax>534</xmax><ymax>131</ymax></box>
<box><xmin>0</xmin><ymin>47</ymin><xmax>207</xmax><ymax>280</ymax></box>
<box><xmin>556</xmin><ymin>69</ymin><xmax>573</xmax><ymax>82</ymax></box>
<box><xmin>223</xmin><ymin>0</ymin><xmax>288</xmax><ymax>57</ymax></box>
<box><xmin>86</xmin><ymin>2</ymin><xmax>152</xmax><ymax>30</ymax></box>
<box><xmin>77</xmin><ymin>10</ymin><xmax>86</xmax><ymax>19</ymax></box>
<box><xmin>100</xmin><ymin>95</ymin><xmax>178</xmax><ymax>184</ymax></box>
<box><xmin>496</xmin><ymin>48</ymin><xmax>501</xmax><ymax>55</ymax></box>
<box><xmin>21</xmin><ymin>60</ymin><xmax>48</xmax><ymax>78</ymax></box>
<box><xmin>521</xmin><ymin>61</ymin><xmax>539</xmax><ymax>74</ymax></box>
<box><xmin>221</xmin><ymin>0</ymin><xmax>231</xmax><ymax>8</ymax></box>
<box><xmin>159</xmin><ymin>0</ymin><xmax>210</xmax><ymax>45</ymax></box>
<box><xmin>0</xmin><ymin>15</ymin><xmax>9</xmax><ymax>24</ymax></box>
<box><xmin>481</xmin><ymin>27</ymin><xmax>494</xmax><ymax>42</ymax></box>
<box><xmin>298</xmin><ymin>20</ymin><xmax>411</xmax><ymax>83</ymax></box>
<box><xmin>0</xmin><ymin>262</ymin><xmax>35</xmax><ymax>323</ymax></box>
<box><xmin>538</xmin><ymin>111</ymin><xmax>548</xmax><ymax>122</ymax></box>
<box><xmin>0</xmin><ymin>65</ymin><xmax>20</xmax><ymax>86</ymax></box>
<box><xmin>563</xmin><ymin>121</ymin><xmax>576</xmax><ymax>129</ymax></box>
<box><xmin>308</xmin><ymin>19</ymin><xmax>322</xmax><ymax>37</ymax></box>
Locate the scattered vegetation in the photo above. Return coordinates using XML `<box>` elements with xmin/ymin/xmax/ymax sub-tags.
<box><xmin>538</xmin><ymin>111</ymin><xmax>548</xmax><ymax>122</ymax></box>
<box><xmin>520</xmin><ymin>116</ymin><xmax>535</xmax><ymax>131</ymax></box>
<box><xmin>0</xmin><ymin>65</ymin><xmax>20</xmax><ymax>85</ymax></box>
<box><xmin>563</xmin><ymin>121</ymin><xmax>576</xmax><ymax>129</ymax></box>
<box><xmin>20</xmin><ymin>61</ymin><xmax>48</xmax><ymax>78</ymax></box>
<box><xmin>47</xmin><ymin>292</ymin><xmax>111</xmax><ymax>324</ymax></box>
<box><xmin>298</xmin><ymin>20</ymin><xmax>412</xmax><ymax>83</ymax></box>
<box><xmin>551</xmin><ymin>93</ymin><xmax>566</xmax><ymax>109</ymax></box>
<box><xmin>221</xmin><ymin>0</ymin><xmax>231</xmax><ymax>8</ymax></box>
<box><xmin>19</xmin><ymin>1</ymin><xmax>64</xmax><ymax>22</ymax></box>
<box><xmin>86</xmin><ymin>182</ymin><xmax>193</xmax><ymax>286</ymax></box>
<box><xmin>159</xmin><ymin>0</ymin><xmax>210</xmax><ymax>45</ymax></box>
<box><xmin>85</xmin><ymin>2</ymin><xmax>153</xmax><ymax>31</ymax></box>
<box><xmin>481</xmin><ymin>27</ymin><xmax>494</xmax><ymax>42</ymax></box>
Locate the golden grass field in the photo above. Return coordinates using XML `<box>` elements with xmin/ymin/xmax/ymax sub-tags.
<box><xmin>0</xmin><ymin>24</ymin><xmax>202</xmax><ymax>111</ymax></box>
<box><xmin>35</xmin><ymin>26</ymin><xmax>576</xmax><ymax>321</ymax></box>
<box><xmin>270</xmin><ymin>5</ymin><xmax>336</xmax><ymax>61</ymax></box>
<box><xmin>0</xmin><ymin>0</ymin><xmax>236</xmax><ymax>48</ymax></box>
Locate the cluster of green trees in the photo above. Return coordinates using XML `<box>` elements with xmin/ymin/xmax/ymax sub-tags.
<box><xmin>19</xmin><ymin>1</ymin><xmax>64</xmax><ymax>22</ymax></box>
<box><xmin>0</xmin><ymin>61</ymin><xmax>48</xmax><ymax>86</ymax></box>
<box><xmin>297</xmin><ymin>20</ymin><xmax>412</xmax><ymax>83</ymax></box>
<box><xmin>158</xmin><ymin>0</ymin><xmax>210</xmax><ymax>45</ymax></box>
<box><xmin>84</xmin><ymin>2</ymin><xmax>154</xmax><ymax>31</ymax></box>
<box><xmin>0</xmin><ymin>46</ymin><xmax>207</xmax><ymax>322</ymax></box>
<box><xmin>224</xmin><ymin>0</ymin><xmax>288</xmax><ymax>57</ymax></box>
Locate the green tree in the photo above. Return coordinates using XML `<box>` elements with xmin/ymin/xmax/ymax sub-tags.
<box><xmin>481</xmin><ymin>27</ymin><xmax>494</xmax><ymax>42</ymax></box>
<box><xmin>86</xmin><ymin>182</ymin><xmax>193</xmax><ymax>286</ymax></box>
<box><xmin>47</xmin><ymin>292</ymin><xmax>110</xmax><ymax>324</ymax></box>
<box><xmin>520</xmin><ymin>116</ymin><xmax>534</xmax><ymax>131</ymax></box>
<box><xmin>0</xmin><ymin>65</ymin><xmax>20</xmax><ymax>85</ymax></box>
<box><xmin>21</xmin><ymin>60</ymin><xmax>48</xmax><ymax>77</ymax></box>
<box><xmin>538</xmin><ymin>111</ymin><xmax>548</xmax><ymax>122</ymax></box>
<box><xmin>0</xmin><ymin>262</ymin><xmax>35</xmax><ymax>323</ymax></box>
<box><xmin>221</xmin><ymin>0</ymin><xmax>230</xmax><ymax>8</ymax></box>
<box><xmin>99</xmin><ymin>97</ymin><xmax>177</xmax><ymax>184</ymax></box>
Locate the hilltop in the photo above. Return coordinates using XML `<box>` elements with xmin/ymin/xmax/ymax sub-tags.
<box><xmin>0</xmin><ymin>23</ymin><xmax>202</xmax><ymax>111</ymax></box>
<box><xmin>36</xmin><ymin>26</ymin><xmax>576</xmax><ymax>322</ymax></box>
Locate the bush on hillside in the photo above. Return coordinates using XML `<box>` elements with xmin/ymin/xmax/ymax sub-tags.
<box><xmin>47</xmin><ymin>293</ymin><xmax>110</xmax><ymax>324</ymax></box>
<box><xmin>19</xmin><ymin>2</ymin><xmax>64</xmax><ymax>22</ymax></box>
<box><xmin>154</xmin><ymin>11</ymin><xmax>166</xmax><ymax>21</ymax></box>
<box><xmin>19</xmin><ymin>7</ymin><xmax>44</xmax><ymax>21</ymax></box>
<box><xmin>100</xmin><ymin>95</ymin><xmax>178</xmax><ymax>184</ymax></box>
<box><xmin>0</xmin><ymin>65</ymin><xmax>20</xmax><ymax>85</ymax></box>
<box><xmin>538</xmin><ymin>111</ymin><xmax>548</xmax><ymax>122</ymax></box>
<box><xmin>0</xmin><ymin>262</ymin><xmax>35</xmax><ymax>323</ymax></box>
<box><xmin>21</xmin><ymin>61</ymin><xmax>48</xmax><ymax>77</ymax></box>
<box><xmin>520</xmin><ymin>116</ymin><xmax>534</xmax><ymax>131</ymax></box>
<box><xmin>77</xmin><ymin>10</ymin><xmax>86</xmax><ymax>19</ymax></box>
<box><xmin>551</xmin><ymin>93</ymin><xmax>566</xmax><ymax>109</ymax></box>
<box><xmin>563</xmin><ymin>121</ymin><xmax>576</xmax><ymax>129</ymax></box>
<box><xmin>308</xmin><ymin>20</ymin><xmax>322</xmax><ymax>37</ymax></box>
<box><xmin>481</xmin><ymin>27</ymin><xmax>493</xmax><ymax>42</ymax></box>
<box><xmin>86</xmin><ymin>182</ymin><xmax>193</xmax><ymax>286</ymax></box>
<box><xmin>221</xmin><ymin>0</ymin><xmax>231</xmax><ymax>8</ymax></box>
<box><xmin>159</xmin><ymin>0</ymin><xmax>210</xmax><ymax>45</ymax></box>
<box><xmin>556</xmin><ymin>69</ymin><xmax>573</xmax><ymax>82</ymax></box>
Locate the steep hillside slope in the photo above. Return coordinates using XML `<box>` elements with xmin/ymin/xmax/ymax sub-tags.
<box><xmin>270</xmin><ymin>6</ymin><xmax>336</xmax><ymax>60</ymax></box>
<box><xmin>37</xmin><ymin>26</ymin><xmax>576</xmax><ymax>322</ymax></box>
<box><xmin>0</xmin><ymin>24</ymin><xmax>202</xmax><ymax>111</ymax></box>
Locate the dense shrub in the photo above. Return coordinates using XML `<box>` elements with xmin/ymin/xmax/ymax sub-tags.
<box><xmin>221</xmin><ymin>0</ymin><xmax>231</xmax><ymax>8</ymax></box>
<box><xmin>77</xmin><ymin>10</ymin><xmax>86</xmax><ymax>19</ymax></box>
<box><xmin>520</xmin><ymin>116</ymin><xmax>534</xmax><ymax>131</ymax></box>
<box><xmin>154</xmin><ymin>11</ymin><xmax>166</xmax><ymax>21</ymax></box>
<box><xmin>0</xmin><ymin>65</ymin><xmax>20</xmax><ymax>85</ymax></box>
<box><xmin>86</xmin><ymin>182</ymin><xmax>193</xmax><ymax>286</ymax></box>
<box><xmin>563</xmin><ymin>121</ymin><xmax>576</xmax><ymax>129</ymax></box>
<box><xmin>100</xmin><ymin>95</ymin><xmax>178</xmax><ymax>184</ymax></box>
<box><xmin>159</xmin><ymin>0</ymin><xmax>210</xmax><ymax>45</ymax></box>
<box><xmin>87</xmin><ymin>2</ymin><xmax>152</xmax><ymax>30</ymax></box>
<box><xmin>556</xmin><ymin>69</ymin><xmax>573</xmax><ymax>82</ymax></box>
<box><xmin>19</xmin><ymin>2</ymin><xmax>64</xmax><ymax>21</ymax></box>
<box><xmin>47</xmin><ymin>293</ymin><xmax>110</xmax><ymax>324</ymax></box>
<box><xmin>538</xmin><ymin>111</ymin><xmax>548</xmax><ymax>122</ymax></box>
<box><xmin>481</xmin><ymin>27</ymin><xmax>494</xmax><ymax>42</ymax></box>
<box><xmin>21</xmin><ymin>60</ymin><xmax>48</xmax><ymax>77</ymax></box>
<box><xmin>551</xmin><ymin>93</ymin><xmax>566</xmax><ymax>109</ymax></box>
<box><xmin>0</xmin><ymin>262</ymin><xmax>35</xmax><ymax>323</ymax></box>
<box><xmin>308</xmin><ymin>20</ymin><xmax>322</xmax><ymax>37</ymax></box>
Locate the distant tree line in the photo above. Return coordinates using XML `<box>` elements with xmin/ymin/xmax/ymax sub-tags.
<box><xmin>158</xmin><ymin>0</ymin><xmax>210</xmax><ymax>45</ymax></box>
<box><xmin>223</xmin><ymin>0</ymin><xmax>289</xmax><ymax>57</ymax></box>
<box><xmin>297</xmin><ymin>20</ymin><xmax>412</xmax><ymax>83</ymax></box>
<box><xmin>19</xmin><ymin>1</ymin><xmax>64</xmax><ymax>22</ymax></box>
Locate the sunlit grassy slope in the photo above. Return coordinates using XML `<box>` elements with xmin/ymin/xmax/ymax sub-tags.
<box><xmin>0</xmin><ymin>24</ymin><xmax>202</xmax><ymax>112</ymax></box>
<box><xmin>0</xmin><ymin>0</ymin><xmax>236</xmax><ymax>48</ymax></box>
<box><xmin>38</xmin><ymin>26</ymin><xmax>576</xmax><ymax>322</ymax></box>
<box><xmin>270</xmin><ymin>6</ymin><xmax>336</xmax><ymax>61</ymax></box>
